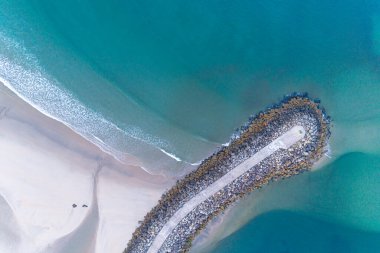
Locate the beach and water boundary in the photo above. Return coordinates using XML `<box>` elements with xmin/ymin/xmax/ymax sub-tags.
<box><xmin>0</xmin><ymin>71</ymin><xmax>201</xmax><ymax>176</ymax></box>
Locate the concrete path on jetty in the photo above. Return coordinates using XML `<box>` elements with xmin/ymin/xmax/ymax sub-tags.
<box><xmin>147</xmin><ymin>125</ymin><xmax>306</xmax><ymax>253</ymax></box>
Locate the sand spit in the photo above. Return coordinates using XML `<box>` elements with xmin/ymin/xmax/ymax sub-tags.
<box><xmin>125</xmin><ymin>94</ymin><xmax>331</xmax><ymax>253</ymax></box>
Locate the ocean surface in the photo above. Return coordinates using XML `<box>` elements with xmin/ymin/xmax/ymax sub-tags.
<box><xmin>1</xmin><ymin>0</ymin><xmax>380</xmax><ymax>252</ymax></box>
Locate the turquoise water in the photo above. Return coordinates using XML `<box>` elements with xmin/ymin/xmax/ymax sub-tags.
<box><xmin>1</xmin><ymin>0</ymin><xmax>380</xmax><ymax>251</ymax></box>
<box><xmin>212</xmin><ymin>210</ymin><xmax>380</xmax><ymax>253</ymax></box>
<box><xmin>210</xmin><ymin>152</ymin><xmax>380</xmax><ymax>252</ymax></box>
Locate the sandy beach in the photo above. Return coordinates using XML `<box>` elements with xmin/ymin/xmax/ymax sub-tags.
<box><xmin>0</xmin><ymin>83</ymin><xmax>170</xmax><ymax>253</ymax></box>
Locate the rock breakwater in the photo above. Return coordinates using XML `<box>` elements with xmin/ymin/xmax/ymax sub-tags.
<box><xmin>125</xmin><ymin>94</ymin><xmax>331</xmax><ymax>253</ymax></box>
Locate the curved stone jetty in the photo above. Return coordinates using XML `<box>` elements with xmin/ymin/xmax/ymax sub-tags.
<box><xmin>125</xmin><ymin>94</ymin><xmax>331</xmax><ymax>253</ymax></box>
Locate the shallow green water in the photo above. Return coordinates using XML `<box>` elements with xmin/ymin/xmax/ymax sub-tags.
<box><xmin>1</xmin><ymin>0</ymin><xmax>380</xmax><ymax>251</ymax></box>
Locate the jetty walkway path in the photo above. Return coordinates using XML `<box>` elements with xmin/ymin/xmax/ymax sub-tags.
<box><xmin>147</xmin><ymin>125</ymin><xmax>306</xmax><ymax>253</ymax></box>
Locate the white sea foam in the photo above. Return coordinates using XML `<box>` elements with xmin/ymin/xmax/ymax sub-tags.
<box><xmin>0</xmin><ymin>33</ymin><xmax>183</xmax><ymax>172</ymax></box>
<box><xmin>158</xmin><ymin>148</ymin><xmax>183</xmax><ymax>162</ymax></box>
<box><xmin>189</xmin><ymin>161</ymin><xmax>202</xmax><ymax>166</ymax></box>
<box><xmin>159</xmin><ymin>144</ymin><xmax>207</xmax><ymax>166</ymax></box>
<box><xmin>222</xmin><ymin>142</ymin><xmax>230</xmax><ymax>147</ymax></box>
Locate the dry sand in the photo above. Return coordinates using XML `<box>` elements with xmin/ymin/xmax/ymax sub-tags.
<box><xmin>0</xmin><ymin>83</ymin><xmax>170</xmax><ymax>253</ymax></box>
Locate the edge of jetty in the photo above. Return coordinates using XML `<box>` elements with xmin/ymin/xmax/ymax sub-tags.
<box><xmin>125</xmin><ymin>93</ymin><xmax>331</xmax><ymax>253</ymax></box>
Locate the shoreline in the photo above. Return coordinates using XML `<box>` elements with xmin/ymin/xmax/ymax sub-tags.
<box><xmin>0</xmin><ymin>82</ymin><xmax>171</xmax><ymax>253</ymax></box>
<box><xmin>0</xmin><ymin>77</ymin><xmax>145</xmax><ymax>170</ymax></box>
<box><xmin>0</xmin><ymin>77</ymin><xmax>200</xmax><ymax>177</ymax></box>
